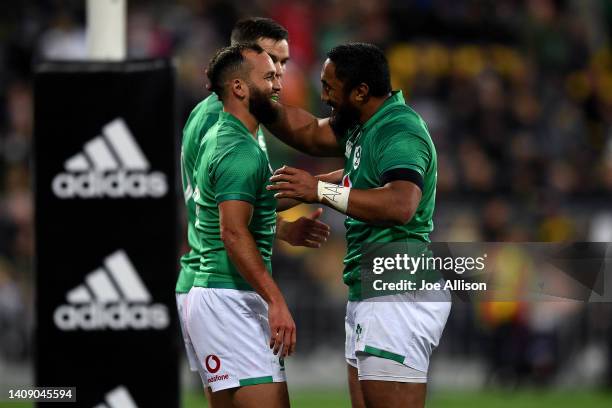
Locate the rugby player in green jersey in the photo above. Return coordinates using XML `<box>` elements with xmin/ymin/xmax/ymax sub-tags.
<box><xmin>265</xmin><ymin>43</ymin><xmax>451</xmax><ymax>408</ymax></box>
<box><xmin>176</xmin><ymin>18</ymin><xmax>330</xmax><ymax>399</ymax></box>
<box><xmin>186</xmin><ymin>43</ymin><xmax>300</xmax><ymax>407</ymax></box>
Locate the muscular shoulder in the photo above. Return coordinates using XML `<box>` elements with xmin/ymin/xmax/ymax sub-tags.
<box><xmin>373</xmin><ymin>105</ymin><xmax>431</xmax><ymax>143</ymax></box>
<box><xmin>213</xmin><ymin>125</ymin><xmax>263</xmax><ymax>164</ymax></box>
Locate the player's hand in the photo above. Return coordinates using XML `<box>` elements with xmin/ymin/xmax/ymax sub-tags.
<box><xmin>277</xmin><ymin>209</ymin><xmax>331</xmax><ymax>248</ymax></box>
<box><xmin>268</xmin><ymin>299</ymin><xmax>296</xmax><ymax>357</ymax></box>
<box><xmin>267</xmin><ymin>165</ymin><xmax>319</xmax><ymax>203</ymax></box>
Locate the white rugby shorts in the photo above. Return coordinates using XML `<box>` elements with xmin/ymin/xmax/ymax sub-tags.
<box><xmin>345</xmin><ymin>282</ymin><xmax>451</xmax><ymax>382</ymax></box>
<box><xmin>176</xmin><ymin>292</ymin><xmax>200</xmax><ymax>372</ymax></box>
<box><xmin>186</xmin><ymin>287</ymin><xmax>287</xmax><ymax>392</ymax></box>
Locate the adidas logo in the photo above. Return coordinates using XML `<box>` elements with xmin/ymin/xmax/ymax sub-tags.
<box><xmin>51</xmin><ymin>118</ymin><xmax>168</xmax><ymax>199</ymax></box>
<box><xmin>53</xmin><ymin>250</ymin><xmax>169</xmax><ymax>331</ymax></box>
<box><xmin>93</xmin><ymin>386</ymin><xmax>138</xmax><ymax>408</ymax></box>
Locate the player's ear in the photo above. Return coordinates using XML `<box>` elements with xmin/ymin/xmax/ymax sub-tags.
<box><xmin>354</xmin><ymin>83</ymin><xmax>369</xmax><ymax>103</ymax></box>
<box><xmin>231</xmin><ymin>78</ymin><xmax>247</xmax><ymax>99</ymax></box>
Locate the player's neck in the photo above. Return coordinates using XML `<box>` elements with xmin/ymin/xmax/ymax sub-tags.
<box><xmin>358</xmin><ymin>93</ymin><xmax>392</xmax><ymax>125</ymax></box>
<box><xmin>223</xmin><ymin>101</ymin><xmax>259</xmax><ymax>138</ymax></box>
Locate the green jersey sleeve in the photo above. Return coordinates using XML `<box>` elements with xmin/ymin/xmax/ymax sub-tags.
<box><xmin>374</xmin><ymin>130</ymin><xmax>432</xmax><ymax>178</ymax></box>
<box><xmin>212</xmin><ymin>142</ymin><xmax>263</xmax><ymax>204</ymax></box>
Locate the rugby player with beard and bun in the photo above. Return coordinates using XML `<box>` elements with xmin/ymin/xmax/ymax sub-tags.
<box><xmin>263</xmin><ymin>43</ymin><xmax>452</xmax><ymax>408</ymax></box>
<box><xmin>186</xmin><ymin>43</ymin><xmax>295</xmax><ymax>408</ymax></box>
<box><xmin>175</xmin><ymin>17</ymin><xmax>330</xmax><ymax>403</ymax></box>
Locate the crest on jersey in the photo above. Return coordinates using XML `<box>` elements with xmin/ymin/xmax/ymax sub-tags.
<box><xmin>353</xmin><ymin>146</ymin><xmax>362</xmax><ymax>169</ymax></box>
<box><xmin>345</xmin><ymin>139</ymin><xmax>354</xmax><ymax>159</ymax></box>
<box><xmin>342</xmin><ymin>173</ymin><xmax>352</xmax><ymax>187</ymax></box>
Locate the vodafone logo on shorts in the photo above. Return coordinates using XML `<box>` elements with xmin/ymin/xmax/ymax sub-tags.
<box><xmin>205</xmin><ymin>355</ymin><xmax>221</xmax><ymax>373</ymax></box>
<box><xmin>205</xmin><ymin>355</ymin><xmax>230</xmax><ymax>384</ymax></box>
<box><xmin>51</xmin><ymin>118</ymin><xmax>168</xmax><ymax>199</ymax></box>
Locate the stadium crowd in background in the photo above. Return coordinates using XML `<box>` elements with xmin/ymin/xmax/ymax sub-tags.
<box><xmin>0</xmin><ymin>0</ymin><xmax>611</xmax><ymax>388</ymax></box>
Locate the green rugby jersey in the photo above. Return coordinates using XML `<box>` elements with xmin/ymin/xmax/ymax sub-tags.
<box><xmin>192</xmin><ymin>111</ymin><xmax>276</xmax><ymax>290</ymax></box>
<box><xmin>339</xmin><ymin>91</ymin><xmax>437</xmax><ymax>300</ymax></box>
<box><xmin>176</xmin><ymin>93</ymin><xmax>269</xmax><ymax>293</ymax></box>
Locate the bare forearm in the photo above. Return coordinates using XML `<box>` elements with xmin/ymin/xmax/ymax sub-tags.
<box><xmin>222</xmin><ymin>228</ymin><xmax>285</xmax><ymax>304</ymax></box>
<box><xmin>266</xmin><ymin>105</ymin><xmax>341</xmax><ymax>157</ymax></box>
<box><xmin>276</xmin><ymin>171</ymin><xmax>343</xmax><ymax>212</ymax></box>
<box><xmin>268</xmin><ymin>167</ymin><xmax>420</xmax><ymax>227</ymax></box>
<box><xmin>315</xmin><ymin>180</ymin><xmax>421</xmax><ymax>226</ymax></box>
<box><xmin>317</xmin><ymin>169</ymin><xmax>344</xmax><ymax>184</ymax></box>
<box><xmin>276</xmin><ymin>198</ymin><xmax>300</xmax><ymax>212</ymax></box>
<box><xmin>341</xmin><ymin>188</ymin><xmax>415</xmax><ymax>226</ymax></box>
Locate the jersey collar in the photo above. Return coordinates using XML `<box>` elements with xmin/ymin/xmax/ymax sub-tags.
<box><xmin>218</xmin><ymin>111</ymin><xmax>257</xmax><ymax>139</ymax></box>
<box><xmin>361</xmin><ymin>90</ymin><xmax>405</xmax><ymax>131</ymax></box>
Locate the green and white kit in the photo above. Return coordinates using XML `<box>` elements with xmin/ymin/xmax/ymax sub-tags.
<box><xmin>176</xmin><ymin>94</ymin><xmax>270</xmax><ymax>376</ymax></box>
<box><xmin>339</xmin><ymin>91</ymin><xmax>450</xmax><ymax>380</ymax></box>
<box><xmin>186</xmin><ymin>111</ymin><xmax>282</xmax><ymax>391</ymax></box>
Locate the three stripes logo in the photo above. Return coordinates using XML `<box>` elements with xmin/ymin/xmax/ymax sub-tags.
<box><xmin>52</xmin><ymin>118</ymin><xmax>168</xmax><ymax>199</ymax></box>
<box><xmin>53</xmin><ymin>250</ymin><xmax>169</xmax><ymax>331</ymax></box>
<box><xmin>93</xmin><ymin>386</ymin><xmax>138</xmax><ymax>408</ymax></box>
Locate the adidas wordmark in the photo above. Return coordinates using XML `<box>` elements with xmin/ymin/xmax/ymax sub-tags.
<box><xmin>52</xmin><ymin>118</ymin><xmax>168</xmax><ymax>199</ymax></box>
<box><xmin>53</xmin><ymin>250</ymin><xmax>169</xmax><ymax>331</ymax></box>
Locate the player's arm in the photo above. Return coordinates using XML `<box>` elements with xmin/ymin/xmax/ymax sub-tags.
<box><xmin>316</xmin><ymin>169</ymin><xmax>344</xmax><ymax>184</ymax></box>
<box><xmin>219</xmin><ymin>200</ymin><xmax>296</xmax><ymax>356</ymax></box>
<box><xmin>276</xmin><ymin>197</ymin><xmax>301</xmax><ymax>212</ymax></box>
<box><xmin>214</xmin><ymin>143</ymin><xmax>295</xmax><ymax>356</ymax></box>
<box><xmin>273</xmin><ymin>169</ymin><xmax>338</xmax><ymax>246</ymax></box>
<box><xmin>275</xmin><ymin>169</ymin><xmax>343</xmax><ymax>212</ymax></box>
<box><xmin>264</xmin><ymin>105</ymin><xmax>343</xmax><ymax>157</ymax></box>
<box><xmin>268</xmin><ymin>129</ymin><xmax>430</xmax><ymax>226</ymax></box>
<box><xmin>329</xmin><ymin>180</ymin><xmax>421</xmax><ymax>226</ymax></box>
<box><xmin>268</xmin><ymin>166</ymin><xmax>421</xmax><ymax>226</ymax></box>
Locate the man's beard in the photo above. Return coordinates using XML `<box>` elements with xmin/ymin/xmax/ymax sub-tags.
<box><xmin>248</xmin><ymin>85</ymin><xmax>278</xmax><ymax>124</ymax></box>
<box><xmin>329</xmin><ymin>101</ymin><xmax>360</xmax><ymax>137</ymax></box>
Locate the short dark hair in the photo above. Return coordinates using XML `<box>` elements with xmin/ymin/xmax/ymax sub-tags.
<box><xmin>206</xmin><ymin>43</ymin><xmax>265</xmax><ymax>100</ymax></box>
<box><xmin>230</xmin><ymin>17</ymin><xmax>288</xmax><ymax>45</ymax></box>
<box><xmin>327</xmin><ymin>42</ymin><xmax>391</xmax><ymax>97</ymax></box>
